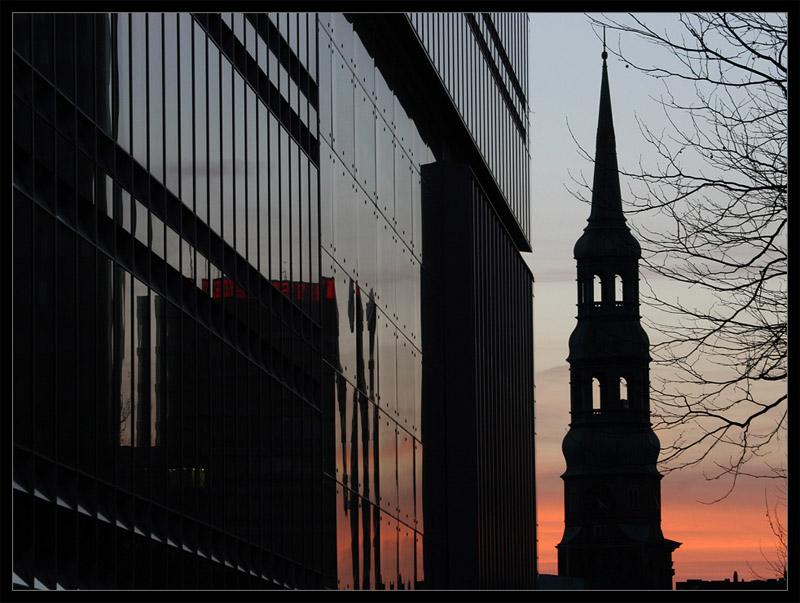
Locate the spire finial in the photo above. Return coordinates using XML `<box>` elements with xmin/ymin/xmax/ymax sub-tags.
<box><xmin>602</xmin><ymin>26</ymin><xmax>608</xmax><ymax>60</ymax></box>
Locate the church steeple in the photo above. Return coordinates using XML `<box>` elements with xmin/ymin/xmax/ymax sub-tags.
<box><xmin>574</xmin><ymin>47</ymin><xmax>640</xmax><ymax>260</ymax></box>
<box><xmin>557</xmin><ymin>48</ymin><xmax>680</xmax><ymax>590</ymax></box>
<box><xmin>589</xmin><ymin>51</ymin><xmax>623</xmax><ymax>224</ymax></box>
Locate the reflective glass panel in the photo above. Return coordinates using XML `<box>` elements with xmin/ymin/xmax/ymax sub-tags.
<box><xmin>116</xmin><ymin>266</ymin><xmax>132</xmax><ymax>488</ymax></box>
<box><xmin>247</xmin><ymin>87</ymin><xmax>258</xmax><ymax>267</ymax></box>
<box><xmin>131</xmin><ymin>14</ymin><xmax>147</xmax><ymax>166</ymax></box>
<box><xmin>397</xmin><ymin>427</ymin><xmax>414</xmax><ymax>527</ymax></box>
<box><xmin>376</xmin><ymin>220</ymin><xmax>395</xmax><ymax>316</ymax></box>
<box><xmin>317</xmin><ymin>35</ymin><xmax>332</xmax><ymax>144</ymax></box>
<box><xmin>377</xmin><ymin>316</ymin><xmax>395</xmax><ymax>414</ymax></box>
<box><xmin>164</xmin><ymin>13</ymin><xmax>179</xmax><ymax>196</ymax></box>
<box><xmin>333</xmin><ymin>157</ymin><xmax>354</xmax><ymax>274</ymax></box>
<box><xmin>179</xmin><ymin>14</ymin><xmax>194</xmax><ymax>207</ymax></box>
<box><xmin>355</xmin><ymin>194</ymin><xmax>377</xmax><ymax>294</ymax></box>
<box><xmin>332</xmin><ymin>53</ymin><xmax>354</xmax><ymax>168</ymax></box>
<box><xmin>221</xmin><ymin>58</ymin><xmax>234</xmax><ymax>246</ymax></box>
<box><xmin>354</xmin><ymin>89</ymin><xmax>376</xmax><ymax>198</ymax></box>
<box><xmin>207</xmin><ymin>39</ymin><xmax>221</xmax><ymax>235</ymax></box>
<box><xmin>148</xmin><ymin>13</ymin><xmax>163</xmax><ymax>182</ymax></box>
<box><xmin>269</xmin><ymin>113</ymin><xmax>280</xmax><ymax>280</ymax></box>
<box><xmin>320</xmin><ymin>147</ymin><xmax>335</xmax><ymax>253</ymax></box>
<box><xmin>194</xmin><ymin>22</ymin><xmax>208</xmax><ymax>223</ymax></box>
<box><xmin>398</xmin><ymin>524</ymin><xmax>414</xmax><ymax>589</ymax></box>
<box><xmin>375</xmin><ymin>116</ymin><xmax>394</xmax><ymax>222</ymax></box>
<box><xmin>114</xmin><ymin>14</ymin><xmax>131</xmax><ymax>153</ymax></box>
<box><xmin>258</xmin><ymin>102</ymin><xmax>269</xmax><ymax>277</ymax></box>
<box><xmin>280</xmin><ymin>128</ymin><xmax>290</xmax><ymax>281</ymax></box>
<box><xmin>379</xmin><ymin>511</ymin><xmax>397</xmax><ymax>589</ymax></box>
<box><xmin>234</xmin><ymin>71</ymin><xmax>246</xmax><ymax>254</ymax></box>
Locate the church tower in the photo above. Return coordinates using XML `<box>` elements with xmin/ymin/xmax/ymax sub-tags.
<box><xmin>556</xmin><ymin>47</ymin><xmax>680</xmax><ymax>589</ymax></box>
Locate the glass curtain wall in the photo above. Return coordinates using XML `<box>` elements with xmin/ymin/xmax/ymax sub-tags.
<box><xmin>317</xmin><ymin>13</ymin><xmax>430</xmax><ymax>590</ymax></box>
<box><xmin>406</xmin><ymin>13</ymin><xmax>530</xmax><ymax>243</ymax></box>
<box><xmin>13</xmin><ymin>12</ymin><xmax>327</xmax><ymax>590</ymax></box>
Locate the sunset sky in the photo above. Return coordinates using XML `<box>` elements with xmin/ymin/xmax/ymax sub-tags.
<box><xmin>527</xmin><ymin>12</ymin><xmax>787</xmax><ymax>583</ymax></box>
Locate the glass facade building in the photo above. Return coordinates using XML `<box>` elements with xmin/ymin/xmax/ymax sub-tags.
<box><xmin>12</xmin><ymin>12</ymin><xmax>535</xmax><ymax>590</ymax></box>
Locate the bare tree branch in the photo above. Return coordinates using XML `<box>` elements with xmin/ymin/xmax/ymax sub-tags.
<box><xmin>572</xmin><ymin>13</ymin><xmax>788</xmax><ymax>498</ymax></box>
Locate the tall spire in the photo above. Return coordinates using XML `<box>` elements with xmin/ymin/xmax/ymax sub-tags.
<box><xmin>589</xmin><ymin>43</ymin><xmax>624</xmax><ymax>225</ymax></box>
<box><xmin>574</xmin><ymin>46</ymin><xmax>640</xmax><ymax>259</ymax></box>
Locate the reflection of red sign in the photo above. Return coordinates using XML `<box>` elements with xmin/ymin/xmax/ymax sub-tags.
<box><xmin>201</xmin><ymin>278</ymin><xmax>252</xmax><ymax>299</ymax></box>
<box><xmin>271</xmin><ymin>278</ymin><xmax>336</xmax><ymax>301</ymax></box>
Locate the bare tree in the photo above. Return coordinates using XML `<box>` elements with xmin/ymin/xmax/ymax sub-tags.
<box><xmin>747</xmin><ymin>468</ymin><xmax>787</xmax><ymax>581</ymax></box>
<box><xmin>571</xmin><ymin>13</ymin><xmax>788</xmax><ymax>497</ymax></box>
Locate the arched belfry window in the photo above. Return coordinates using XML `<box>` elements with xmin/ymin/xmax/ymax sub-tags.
<box><xmin>620</xmin><ymin>377</ymin><xmax>628</xmax><ymax>408</ymax></box>
<box><xmin>615</xmin><ymin>274</ymin><xmax>624</xmax><ymax>303</ymax></box>
<box><xmin>592</xmin><ymin>377</ymin><xmax>601</xmax><ymax>410</ymax></box>
<box><xmin>593</xmin><ymin>275</ymin><xmax>602</xmax><ymax>304</ymax></box>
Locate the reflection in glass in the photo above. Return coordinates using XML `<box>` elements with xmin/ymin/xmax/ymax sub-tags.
<box><xmin>309</xmin><ymin>163</ymin><xmax>320</xmax><ymax>290</ymax></box>
<box><xmin>318</xmin><ymin>39</ymin><xmax>332</xmax><ymax>144</ymax></box>
<box><xmin>179</xmin><ymin>14</ymin><xmax>194</xmax><ymax>207</ymax></box>
<box><xmin>397</xmin><ymin>429</ymin><xmax>414</xmax><ymax>524</ymax></box>
<box><xmin>116</xmin><ymin>266</ymin><xmax>132</xmax><ymax>487</ymax></box>
<box><xmin>97</xmin><ymin>172</ymin><xmax>114</xmax><ymax>220</ymax></box>
<box><xmin>134</xmin><ymin>199</ymin><xmax>148</xmax><ymax>246</ymax></box>
<box><xmin>377</xmin><ymin>222</ymin><xmax>395</xmax><ymax>316</ymax></box>
<box><xmin>398</xmin><ymin>525</ymin><xmax>413</xmax><ymax>590</ymax></box>
<box><xmin>355</xmin><ymin>195</ymin><xmax>377</xmax><ymax>293</ymax></box>
<box><xmin>333</xmin><ymin>160</ymin><xmax>354</xmax><ymax>274</ymax></box>
<box><xmin>375</xmin><ymin>116</ymin><xmax>394</xmax><ymax>222</ymax></box>
<box><xmin>207</xmin><ymin>38</ymin><xmax>221</xmax><ymax>235</ymax></box>
<box><xmin>132</xmin><ymin>279</ymin><xmax>151</xmax><ymax>498</ymax></box>
<box><xmin>181</xmin><ymin>238</ymin><xmax>194</xmax><ymax>281</ymax></box>
<box><xmin>379</xmin><ymin>512</ymin><xmax>398</xmax><ymax>589</ymax></box>
<box><xmin>354</xmin><ymin>91</ymin><xmax>376</xmax><ymax>197</ymax></box>
<box><xmin>148</xmin><ymin>13</ymin><xmax>164</xmax><ymax>182</ymax></box>
<box><xmin>279</xmin><ymin>128</ymin><xmax>290</xmax><ymax>280</ymax></box>
<box><xmin>114</xmin><ymin>14</ymin><xmax>131</xmax><ymax>153</ymax></box>
<box><xmin>131</xmin><ymin>14</ymin><xmax>147</xmax><ymax>167</ymax></box>
<box><xmin>234</xmin><ymin>72</ymin><xmax>247</xmax><ymax>255</ymax></box>
<box><xmin>117</xmin><ymin>185</ymin><xmax>132</xmax><ymax>232</ymax></box>
<box><xmin>269</xmin><ymin>114</ymin><xmax>280</xmax><ymax>280</ymax></box>
<box><xmin>414</xmin><ymin>440</ymin><xmax>423</xmax><ymax>533</ymax></box>
<box><xmin>335</xmin><ymin>275</ymin><xmax>356</xmax><ymax>382</ymax></box>
<box><xmin>300</xmin><ymin>153</ymin><xmax>310</xmax><ymax>289</ymax></box>
<box><xmin>164</xmin><ymin>14</ymin><xmax>179</xmax><ymax>196</ymax></box>
<box><xmin>150</xmin><ymin>211</ymin><xmax>165</xmax><ymax>260</ymax></box>
<box><xmin>396</xmin><ymin>336</ymin><xmax>414</xmax><ymax>430</ymax></box>
<box><xmin>320</xmin><ymin>148</ymin><xmax>335</xmax><ymax>253</ymax></box>
<box><xmin>291</xmin><ymin>138</ymin><xmax>301</xmax><ymax>284</ymax></box>
<box><xmin>166</xmin><ymin>226</ymin><xmax>180</xmax><ymax>272</ymax></box>
<box><xmin>411</xmin><ymin>171</ymin><xmax>422</xmax><ymax>258</ymax></box>
<box><xmin>221</xmin><ymin>58</ymin><xmax>234</xmax><ymax>246</ymax></box>
<box><xmin>378</xmin><ymin>412</ymin><xmax>397</xmax><ymax>513</ymax></box>
<box><xmin>395</xmin><ymin>248</ymin><xmax>413</xmax><ymax>335</ymax></box>
<box><xmin>336</xmin><ymin>485</ymin><xmax>355</xmax><ymax>589</ymax></box>
<box><xmin>394</xmin><ymin>149</ymin><xmax>411</xmax><ymax>240</ymax></box>
<box><xmin>247</xmin><ymin>87</ymin><xmax>258</xmax><ymax>267</ymax></box>
<box><xmin>258</xmin><ymin>102</ymin><xmax>269</xmax><ymax>277</ymax></box>
<box><xmin>332</xmin><ymin>54</ymin><xmax>354</xmax><ymax>168</ymax></box>
<box><xmin>194</xmin><ymin>22</ymin><xmax>207</xmax><ymax>223</ymax></box>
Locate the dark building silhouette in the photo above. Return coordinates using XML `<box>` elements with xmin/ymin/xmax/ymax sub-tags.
<box><xmin>12</xmin><ymin>12</ymin><xmax>535</xmax><ymax>590</ymax></box>
<box><xmin>556</xmin><ymin>50</ymin><xmax>680</xmax><ymax>589</ymax></box>
<box><xmin>677</xmin><ymin>570</ymin><xmax>787</xmax><ymax>590</ymax></box>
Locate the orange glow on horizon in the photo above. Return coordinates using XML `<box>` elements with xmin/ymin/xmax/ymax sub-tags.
<box><xmin>536</xmin><ymin>485</ymin><xmax>786</xmax><ymax>584</ymax></box>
